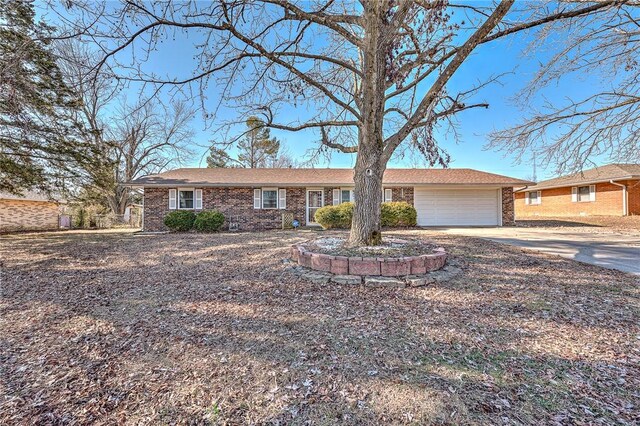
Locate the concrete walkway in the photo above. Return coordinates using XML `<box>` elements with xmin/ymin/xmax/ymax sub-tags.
<box><xmin>438</xmin><ymin>227</ymin><xmax>640</xmax><ymax>275</ymax></box>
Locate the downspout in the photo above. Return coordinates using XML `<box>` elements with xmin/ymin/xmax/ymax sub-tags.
<box><xmin>609</xmin><ymin>180</ymin><xmax>628</xmax><ymax>216</ymax></box>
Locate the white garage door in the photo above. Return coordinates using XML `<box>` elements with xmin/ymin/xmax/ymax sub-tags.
<box><xmin>414</xmin><ymin>188</ymin><xmax>500</xmax><ymax>226</ymax></box>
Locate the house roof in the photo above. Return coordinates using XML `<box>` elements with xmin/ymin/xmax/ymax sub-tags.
<box><xmin>129</xmin><ymin>167</ymin><xmax>532</xmax><ymax>187</ymax></box>
<box><xmin>0</xmin><ymin>190</ymin><xmax>65</xmax><ymax>203</ymax></box>
<box><xmin>517</xmin><ymin>164</ymin><xmax>640</xmax><ymax>191</ymax></box>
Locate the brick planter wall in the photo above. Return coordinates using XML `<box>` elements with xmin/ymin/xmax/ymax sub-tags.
<box><xmin>291</xmin><ymin>243</ymin><xmax>447</xmax><ymax>277</ymax></box>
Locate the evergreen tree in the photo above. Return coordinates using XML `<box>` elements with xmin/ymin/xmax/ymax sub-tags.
<box><xmin>207</xmin><ymin>117</ymin><xmax>282</xmax><ymax>168</ymax></box>
<box><xmin>206</xmin><ymin>146</ymin><xmax>235</xmax><ymax>168</ymax></box>
<box><xmin>236</xmin><ymin>116</ymin><xmax>280</xmax><ymax>168</ymax></box>
<box><xmin>0</xmin><ymin>0</ymin><xmax>93</xmax><ymax>194</ymax></box>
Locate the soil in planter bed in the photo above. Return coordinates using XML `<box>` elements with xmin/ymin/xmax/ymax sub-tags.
<box><xmin>304</xmin><ymin>237</ymin><xmax>437</xmax><ymax>257</ymax></box>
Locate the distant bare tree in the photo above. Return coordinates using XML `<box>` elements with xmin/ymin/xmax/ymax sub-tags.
<box><xmin>106</xmin><ymin>100</ymin><xmax>194</xmax><ymax>215</ymax></box>
<box><xmin>489</xmin><ymin>2</ymin><xmax>640</xmax><ymax>174</ymax></box>
<box><xmin>56</xmin><ymin>0</ymin><xmax>625</xmax><ymax>245</ymax></box>
<box><xmin>56</xmin><ymin>40</ymin><xmax>194</xmax><ymax>215</ymax></box>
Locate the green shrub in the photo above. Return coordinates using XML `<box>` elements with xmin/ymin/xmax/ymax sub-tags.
<box><xmin>314</xmin><ymin>202</ymin><xmax>353</xmax><ymax>229</ymax></box>
<box><xmin>194</xmin><ymin>210</ymin><xmax>225</xmax><ymax>232</ymax></box>
<box><xmin>164</xmin><ymin>210</ymin><xmax>196</xmax><ymax>232</ymax></box>
<box><xmin>381</xmin><ymin>202</ymin><xmax>417</xmax><ymax>227</ymax></box>
<box><xmin>314</xmin><ymin>201</ymin><xmax>417</xmax><ymax>229</ymax></box>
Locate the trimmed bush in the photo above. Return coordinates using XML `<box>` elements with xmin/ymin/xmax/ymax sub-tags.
<box><xmin>194</xmin><ymin>210</ymin><xmax>225</xmax><ymax>232</ymax></box>
<box><xmin>314</xmin><ymin>202</ymin><xmax>353</xmax><ymax>229</ymax></box>
<box><xmin>164</xmin><ymin>210</ymin><xmax>196</xmax><ymax>232</ymax></box>
<box><xmin>314</xmin><ymin>201</ymin><xmax>417</xmax><ymax>229</ymax></box>
<box><xmin>381</xmin><ymin>202</ymin><xmax>417</xmax><ymax>227</ymax></box>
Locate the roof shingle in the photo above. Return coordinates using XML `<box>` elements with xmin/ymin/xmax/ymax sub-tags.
<box><xmin>520</xmin><ymin>164</ymin><xmax>640</xmax><ymax>191</ymax></box>
<box><xmin>130</xmin><ymin>168</ymin><xmax>532</xmax><ymax>187</ymax></box>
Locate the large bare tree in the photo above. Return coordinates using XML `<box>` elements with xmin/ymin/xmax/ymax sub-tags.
<box><xmin>489</xmin><ymin>2</ymin><xmax>640</xmax><ymax>174</ymax></box>
<box><xmin>57</xmin><ymin>0</ymin><xmax>627</xmax><ymax>245</ymax></box>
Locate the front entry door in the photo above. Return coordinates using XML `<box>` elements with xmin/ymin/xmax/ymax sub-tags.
<box><xmin>307</xmin><ymin>190</ymin><xmax>324</xmax><ymax>225</ymax></box>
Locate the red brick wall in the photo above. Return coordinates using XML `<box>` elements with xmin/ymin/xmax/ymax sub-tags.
<box><xmin>143</xmin><ymin>185</ymin><xmax>512</xmax><ymax>231</ymax></box>
<box><xmin>388</xmin><ymin>187</ymin><xmax>414</xmax><ymax>204</ymax></box>
<box><xmin>204</xmin><ymin>187</ymin><xmax>308</xmax><ymax>230</ymax></box>
<box><xmin>514</xmin><ymin>181</ymin><xmax>637</xmax><ymax>217</ymax></box>
<box><xmin>143</xmin><ymin>187</ymin><xmax>308</xmax><ymax>232</ymax></box>
<box><xmin>501</xmin><ymin>187</ymin><xmax>515</xmax><ymax>225</ymax></box>
<box><xmin>628</xmin><ymin>181</ymin><xmax>640</xmax><ymax>215</ymax></box>
<box><xmin>145</xmin><ymin>186</ymin><xmax>422</xmax><ymax>231</ymax></box>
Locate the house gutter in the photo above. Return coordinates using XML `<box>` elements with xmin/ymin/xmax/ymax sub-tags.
<box><xmin>609</xmin><ymin>180</ymin><xmax>628</xmax><ymax>216</ymax></box>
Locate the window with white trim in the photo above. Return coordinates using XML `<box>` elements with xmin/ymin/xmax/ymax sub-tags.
<box><xmin>384</xmin><ymin>188</ymin><xmax>393</xmax><ymax>203</ymax></box>
<box><xmin>178</xmin><ymin>189</ymin><xmax>194</xmax><ymax>209</ymax></box>
<box><xmin>340</xmin><ymin>189</ymin><xmax>353</xmax><ymax>203</ymax></box>
<box><xmin>577</xmin><ymin>185</ymin><xmax>591</xmax><ymax>202</ymax></box>
<box><xmin>527</xmin><ymin>190</ymin><xmax>541</xmax><ymax>205</ymax></box>
<box><xmin>262</xmin><ymin>188</ymin><xmax>278</xmax><ymax>209</ymax></box>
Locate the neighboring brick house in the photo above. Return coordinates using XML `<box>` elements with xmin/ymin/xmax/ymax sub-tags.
<box><xmin>0</xmin><ymin>191</ymin><xmax>65</xmax><ymax>233</ymax></box>
<box><xmin>130</xmin><ymin>168</ymin><xmax>530</xmax><ymax>232</ymax></box>
<box><xmin>515</xmin><ymin>164</ymin><xmax>640</xmax><ymax>218</ymax></box>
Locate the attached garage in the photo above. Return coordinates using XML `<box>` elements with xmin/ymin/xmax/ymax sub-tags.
<box><xmin>414</xmin><ymin>187</ymin><xmax>501</xmax><ymax>226</ymax></box>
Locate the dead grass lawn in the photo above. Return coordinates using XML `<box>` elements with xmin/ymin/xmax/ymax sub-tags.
<box><xmin>516</xmin><ymin>215</ymin><xmax>640</xmax><ymax>235</ymax></box>
<box><xmin>1</xmin><ymin>229</ymin><xmax>638</xmax><ymax>425</ymax></box>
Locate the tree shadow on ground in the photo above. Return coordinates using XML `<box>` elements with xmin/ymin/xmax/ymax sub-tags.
<box><xmin>1</xmin><ymin>230</ymin><xmax>638</xmax><ymax>424</ymax></box>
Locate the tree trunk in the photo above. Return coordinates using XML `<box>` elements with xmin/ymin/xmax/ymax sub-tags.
<box><xmin>348</xmin><ymin>2</ymin><xmax>386</xmax><ymax>246</ymax></box>
<box><xmin>349</xmin><ymin>137</ymin><xmax>385</xmax><ymax>246</ymax></box>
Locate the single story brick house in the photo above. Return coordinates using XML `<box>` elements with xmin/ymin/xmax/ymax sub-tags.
<box><xmin>131</xmin><ymin>168</ymin><xmax>531</xmax><ymax>232</ymax></box>
<box><xmin>515</xmin><ymin>164</ymin><xmax>640</xmax><ymax>217</ymax></box>
<box><xmin>0</xmin><ymin>191</ymin><xmax>65</xmax><ymax>233</ymax></box>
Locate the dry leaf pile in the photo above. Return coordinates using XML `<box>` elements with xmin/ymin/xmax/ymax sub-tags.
<box><xmin>1</xmin><ymin>229</ymin><xmax>638</xmax><ymax>425</ymax></box>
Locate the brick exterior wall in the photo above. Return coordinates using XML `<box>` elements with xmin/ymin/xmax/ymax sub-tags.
<box><xmin>143</xmin><ymin>186</ymin><xmax>418</xmax><ymax>232</ymax></box>
<box><xmin>202</xmin><ymin>187</ymin><xmax>307</xmax><ymax>230</ymax></box>
<box><xmin>0</xmin><ymin>199</ymin><xmax>59</xmax><ymax>232</ymax></box>
<box><xmin>628</xmin><ymin>181</ymin><xmax>640</xmax><ymax>215</ymax></box>
<box><xmin>143</xmin><ymin>184</ymin><xmax>514</xmax><ymax>231</ymax></box>
<box><xmin>501</xmin><ymin>187</ymin><xmax>515</xmax><ymax>225</ymax></box>
<box><xmin>515</xmin><ymin>180</ymin><xmax>640</xmax><ymax>217</ymax></box>
<box><xmin>389</xmin><ymin>187</ymin><xmax>414</xmax><ymax>204</ymax></box>
<box><xmin>143</xmin><ymin>187</ymin><xmax>308</xmax><ymax>232</ymax></box>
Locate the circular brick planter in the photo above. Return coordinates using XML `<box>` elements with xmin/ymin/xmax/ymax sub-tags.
<box><xmin>290</xmin><ymin>239</ymin><xmax>447</xmax><ymax>277</ymax></box>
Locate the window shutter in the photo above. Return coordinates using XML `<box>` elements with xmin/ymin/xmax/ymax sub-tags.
<box><xmin>350</xmin><ymin>189</ymin><xmax>355</xmax><ymax>203</ymax></box>
<box><xmin>253</xmin><ymin>189</ymin><xmax>261</xmax><ymax>209</ymax></box>
<box><xmin>571</xmin><ymin>187</ymin><xmax>578</xmax><ymax>202</ymax></box>
<box><xmin>333</xmin><ymin>189</ymin><xmax>340</xmax><ymax>205</ymax></box>
<box><xmin>169</xmin><ymin>189</ymin><xmax>177</xmax><ymax>209</ymax></box>
<box><xmin>384</xmin><ymin>188</ymin><xmax>393</xmax><ymax>203</ymax></box>
<box><xmin>537</xmin><ymin>191</ymin><xmax>542</xmax><ymax>205</ymax></box>
<box><xmin>589</xmin><ymin>185</ymin><xmax>596</xmax><ymax>201</ymax></box>
<box><xmin>195</xmin><ymin>189</ymin><xmax>203</xmax><ymax>209</ymax></box>
<box><xmin>525</xmin><ymin>192</ymin><xmax>530</xmax><ymax>205</ymax></box>
<box><xmin>279</xmin><ymin>189</ymin><xmax>286</xmax><ymax>209</ymax></box>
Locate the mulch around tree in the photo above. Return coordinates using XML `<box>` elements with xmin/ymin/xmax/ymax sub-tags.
<box><xmin>1</xmin><ymin>229</ymin><xmax>638</xmax><ymax>425</ymax></box>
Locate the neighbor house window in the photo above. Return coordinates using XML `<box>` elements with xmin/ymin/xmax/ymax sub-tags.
<box><xmin>577</xmin><ymin>185</ymin><xmax>591</xmax><ymax>202</ymax></box>
<box><xmin>528</xmin><ymin>191</ymin><xmax>541</xmax><ymax>205</ymax></box>
<box><xmin>262</xmin><ymin>188</ymin><xmax>278</xmax><ymax>209</ymax></box>
<box><xmin>178</xmin><ymin>189</ymin><xmax>194</xmax><ymax>209</ymax></box>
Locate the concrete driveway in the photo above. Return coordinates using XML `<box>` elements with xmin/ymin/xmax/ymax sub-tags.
<box><xmin>438</xmin><ymin>227</ymin><xmax>640</xmax><ymax>275</ymax></box>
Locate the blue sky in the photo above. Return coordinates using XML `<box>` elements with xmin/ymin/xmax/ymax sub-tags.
<box><xmin>41</xmin><ymin>2</ymin><xmax>616</xmax><ymax>181</ymax></box>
